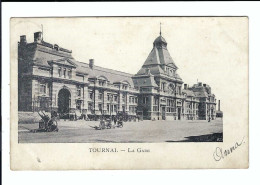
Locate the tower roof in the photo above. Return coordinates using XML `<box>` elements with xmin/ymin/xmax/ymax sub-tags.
<box><xmin>153</xmin><ymin>36</ymin><xmax>167</xmax><ymax>44</ymax></box>
<box><xmin>142</xmin><ymin>35</ymin><xmax>177</xmax><ymax>69</ymax></box>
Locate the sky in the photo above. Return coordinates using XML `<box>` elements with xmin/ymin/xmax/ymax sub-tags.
<box><xmin>11</xmin><ymin>17</ymin><xmax>248</xmax><ymax>113</ymax></box>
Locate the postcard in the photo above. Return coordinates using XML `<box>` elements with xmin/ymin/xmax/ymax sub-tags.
<box><xmin>10</xmin><ymin>17</ymin><xmax>248</xmax><ymax>169</ymax></box>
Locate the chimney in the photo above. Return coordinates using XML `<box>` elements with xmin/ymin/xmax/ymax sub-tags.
<box><xmin>20</xmin><ymin>35</ymin><xmax>27</xmax><ymax>44</ymax></box>
<box><xmin>184</xmin><ymin>84</ymin><xmax>187</xmax><ymax>90</ymax></box>
<box><xmin>203</xmin><ymin>84</ymin><xmax>207</xmax><ymax>87</ymax></box>
<box><xmin>34</xmin><ymin>32</ymin><xmax>43</xmax><ymax>42</ymax></box>
<box><xmin>145</xmin><ymin>68</ymin><xmax>150</xmax><ymax>75</ymax></box>
<box><xmin>198</xmin><ymin>82</ymin><xmax>202</xmax><ymax>86</ymax></box>
<box><xmin>89</xmin><ymin>59</ymin><xmax>94</xmax><ymax>69</ymax></box>
<box><xmin>218</xmin><ymin>100</ymin><xmax>221</xmax><ymax>111</ymax></box>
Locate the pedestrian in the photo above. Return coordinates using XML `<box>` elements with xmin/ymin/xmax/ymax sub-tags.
<box><xmin>114</xmin><ymin>116</ymin><xmax>117</xmax><ymax>125</ymax></box>
<box><xmin>99</xmin><ymin>116</ymin><xmax>105</xmax><ymax>129</ymax></box>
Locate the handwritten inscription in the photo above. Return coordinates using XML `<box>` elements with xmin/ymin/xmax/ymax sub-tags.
<box><xmin>213</xmin><ymin>137</ymin><xmax>245</xmax><ymax>161</ymax></box>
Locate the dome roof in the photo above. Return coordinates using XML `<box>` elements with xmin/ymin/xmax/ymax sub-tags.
<box><xmin>153</xmin><ymin>36</ymin><xmax>167</xmax><ymax>44</ymax></box>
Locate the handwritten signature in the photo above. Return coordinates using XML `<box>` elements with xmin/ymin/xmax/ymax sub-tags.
<box><xmin>213</xmin><ymin>137</ymin><xmax>245</xmax><ymax>161</ymax></box>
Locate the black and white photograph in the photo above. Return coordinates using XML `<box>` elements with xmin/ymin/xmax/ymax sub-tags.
<box><xmin>9</xmin><ymin>16</ymin><xmax>248</xmax><ymax>170</ymax></box>
<box><xmin>16</xmin><ymin>18</ymin><xmax>224</xmax><ymax>143</ymax></box>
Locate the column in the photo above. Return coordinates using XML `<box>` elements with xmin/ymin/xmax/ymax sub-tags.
<box><xmin>103</xmin><ymin>91</ymin><xmax>108</xmax><ymax>115</ymax></box>
<box><xmin>150</xmin><ymin>95</ymin><xmax>154</xmax><ymax>119</ymax></box>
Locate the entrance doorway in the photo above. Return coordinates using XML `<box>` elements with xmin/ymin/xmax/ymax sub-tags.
<box><xmin>58</xmin><ymin>88</ymin><xmax>71</xmax><ymax>115</ymax></box>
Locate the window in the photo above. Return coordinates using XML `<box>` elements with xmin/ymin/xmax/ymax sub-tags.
<box><xmin>88</xmin><ymin>103</ymin><xmax>93</xmax><ymax>111</ymax></box>
<box><xmin>68</xmin><ymin>69</ymin><xmax>72</xmax><ymax>79</ymax></box>
<box><xmin>58</xmin><ymin>67</ymin><xmax>62</xmax><ymax>77</ymax></box>
<box><xmin>122</xmin><ymin>94</ymin><xmax>125</xmax><ymax>102</ymax></box>
<box><xmin>114</xmin><ymin>96</ymin><xmax>117</xmax><ymax>102</ymax></box>
<box><xmin>89</xmin><ymin>92</ymin><xmax>93</xmax><ymax>100</ymax></box>
<box><xmin>63</xmin><ymin>68</ymin><xmax>66</xmax><ymax>78</ymax></box>
<box><xmin>114</xmin><ymin>105</ymin><xmax>117</xmax><ymax>113</ymax></box>
<box><xmin>98</xmin><ymin>104</ymin><xmax>102</xmax><ymax>111</ymax></box>
<box><xmin>98</xmin><ymin>93</ymin><xmax>102</xmax><ymax>100</ymax></box>
<box><xmin>107</xmin><ymin>94</ymin><xmax>110</xmax><ymax>101</ymax></box>
<box><xmin>76</xmin><ymin>100</ymin><xmax>82</xmax><ymax>110</ymax></box>
<box><xmin>77</xmin><ymin>87</ymin><xmax>81</xmax><ymax>97</ymax></box>
<box><xmin>107</xmin><ymin>104</ymin><xmax>110</xmax><ymax>112</ymax></box>
<box><xmin>161</xmin><ymin>82</ymin><xmax>165</xmax><ymax>91</ymax></box>
<box><xmin>99</xmin><ymin>80</ymin><xmax>105</xmax><ymax>86</ymax></box>
<box><xmin>154</xmin><ymin>97</ymin><xmax>158</xmax><ymax>105</ymax></box>
<box><xmin>54</xmin><ymin>44</ymin><xmax>59</xmax><ymax>51</ymax></box>
<box><xmin>40</xmin><ymin>83</ymin><xmax>46</xmax><ymax>94</ymax></box>
<box><xmin>143</xmin><ymin>96</ymin><xmax>148</xmax><ymax>104</ymax></box>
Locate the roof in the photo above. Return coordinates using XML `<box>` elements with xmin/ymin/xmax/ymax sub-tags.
<box><xmin>153</xmin><ymin>36</ymin><xmax>167</xmax><ymax>44</ymax></box>
<box><xmin>193</xmin><ymin>91</ymin><xmax>208</xmax><ymax>98</ymax></box>
<box><xmin>74</xmin><ymin>61</ymin><xmax>135</xmax><ymax>86</ymax></box>
<box><xmin>133</xmin><ymin>76</ymin><xmax>158</xmax><ymax>87</ymax></box>
<box><xmin>136</xmin><ymin>65</ymin><xmax>164</xmax><ymax>75</ymax></box>
<box><xmin>142</xmin><ymin>43</ymin><xmax>177</xmax><ymax>69</ymax></box>
<box><xmin>182</xmin><ymin>89</ymin><xmax>195</xmax><ymax>97</ymax></box>
<box><xmin>25</xmin><ymin>41</ymin><xmax>135</xmax><ymax>87</ymax></box>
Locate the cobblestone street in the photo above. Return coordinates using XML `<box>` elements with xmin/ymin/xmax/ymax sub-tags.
<box><xmin>18</xmin><ymin>119</ymin><xmax>223</xmax><ymax>143</ymax></box>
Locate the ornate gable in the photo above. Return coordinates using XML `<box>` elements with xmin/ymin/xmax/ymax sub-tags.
<box><xmin>48</xmin><ymin>58</ymin><xmax>77</xmax><ymax>68</ymax></box>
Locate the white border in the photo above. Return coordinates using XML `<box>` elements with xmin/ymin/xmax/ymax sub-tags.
<box><xmin>2</xmin><ymin>2</ymin><xmax>260</xmax><ymax>185</ymax></box>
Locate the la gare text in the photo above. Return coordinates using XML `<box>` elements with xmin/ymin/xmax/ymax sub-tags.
<box><xmin>89</xmin><ymin>148</ymin><xmax>150</xmax><ymax>153</ymax></box>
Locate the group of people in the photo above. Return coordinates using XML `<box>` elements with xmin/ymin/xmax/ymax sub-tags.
<box><xmin>99</xmin><ymin>115</ymin><xmax>124</xmax><ymax>129</ymax></box>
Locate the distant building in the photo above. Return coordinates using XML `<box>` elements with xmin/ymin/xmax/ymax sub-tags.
<box><xmin>18</xmin><ymin>31</ymin><xmax>218</xmax><ymax>120</ymax></box>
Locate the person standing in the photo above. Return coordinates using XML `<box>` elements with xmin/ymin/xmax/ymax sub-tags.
<box><xmin>114</xmin><ymin>116</ymin><xmax>117</xmax><ymax>125</ymax></box>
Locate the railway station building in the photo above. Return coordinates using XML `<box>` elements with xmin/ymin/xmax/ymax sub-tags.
<box><xmin>18</xmin><ymin>31</ymin><xmax>217</xmax><ymax>120</ymax></box>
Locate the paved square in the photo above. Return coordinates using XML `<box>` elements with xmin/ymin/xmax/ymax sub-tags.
<box><xmin>18</xmin><ymin>119</ymin><xmax>223</xmax><ymax>143</ymax></box>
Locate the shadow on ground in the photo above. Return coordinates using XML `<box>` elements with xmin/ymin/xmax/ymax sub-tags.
<box><xmin>166</xmin><ymin>132</ymin><xmax>223</xmax><ymax>142</ymax></box>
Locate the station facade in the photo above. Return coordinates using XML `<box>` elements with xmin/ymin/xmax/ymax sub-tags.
<box><xmin>18</xmin><ymin>31</ymin><xmax>217</xmax><ymax>120</ymax></box>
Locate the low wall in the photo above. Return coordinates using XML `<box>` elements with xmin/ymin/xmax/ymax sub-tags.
<box><xmin>18</xmin><ymin>111</ymin><xmax>50</xmax><ymax>124</ymax></box>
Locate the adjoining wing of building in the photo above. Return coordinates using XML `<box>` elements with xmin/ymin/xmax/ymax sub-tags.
<box><xmin>18</xmin><ymin>31</ymin><xmax>219</xmax><ymax>120</ymax></box>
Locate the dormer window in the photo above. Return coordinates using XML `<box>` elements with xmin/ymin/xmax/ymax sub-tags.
<box><xmin>99</xmin><ymin>80</ymin><xmax>105</xmax><ymax>86</ymax></box>
<box><xmin>68</xmin><ymin>69</ymin><xmax>72</xmax><ymax>79</ymax></box>
<box><xmin>54</xmin><ymin>44</ymin><xmax>59</xmax><ymax>51</ymax></box>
